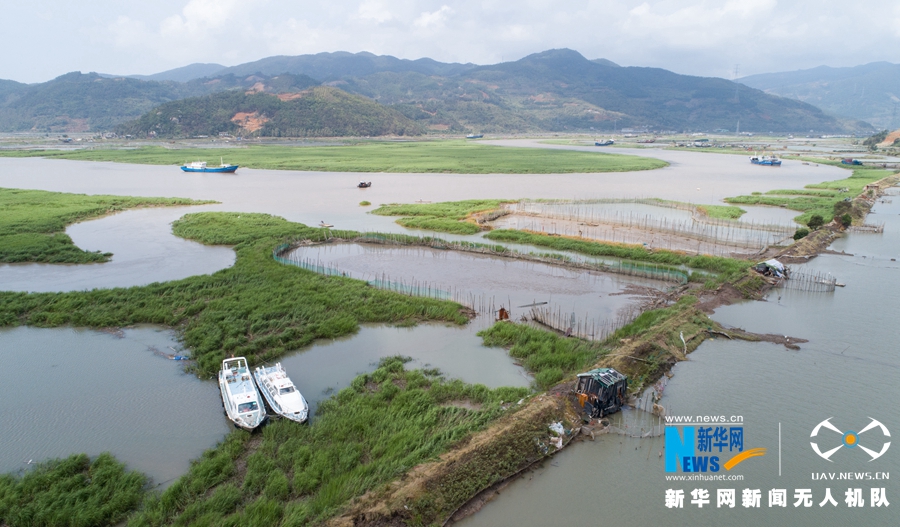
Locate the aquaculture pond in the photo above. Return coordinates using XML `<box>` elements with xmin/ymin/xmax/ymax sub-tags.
<box><xmin>282</xmin><ymin>242</ymin><xmax>670</xmax><ymax>337</ymax></box>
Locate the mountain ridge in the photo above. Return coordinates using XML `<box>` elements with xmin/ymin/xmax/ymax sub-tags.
<box><xmin>0</xmin><ymin>49</ymin><xmax>873</xmax><ymax>134</ymax></box>
<box><xmin>740</xmin><ymin>61</ymin><xmax>900</xmax><ymax>128</ymax></box>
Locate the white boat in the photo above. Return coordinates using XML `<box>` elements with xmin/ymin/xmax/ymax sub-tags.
<box><xmin>218</xmin><ymin>357</ymin><xmax>267</xmax><ymax>431</ymax></box>
<box><xmin>253</xmin><ymin>363</ymin><xmax>309</xmax><ymax>423</ymax></box>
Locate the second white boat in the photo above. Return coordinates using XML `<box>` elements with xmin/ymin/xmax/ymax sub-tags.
<box><xmin>254</xmin><ymin>363</ymin><xmax>309</xmax><ymax>423</ymax></box>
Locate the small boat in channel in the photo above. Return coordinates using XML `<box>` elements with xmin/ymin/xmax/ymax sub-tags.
<box><xmin>749</xmin><ymin>154</ymin><xmax>782</xmax><ymax>166</ymax></box>
<box><xmin>218</xmin><ymin>357</ymin><xmax>267</xmax><ymax>431</ymax></box>
<box><xmin>181</xmin><ymin>158</ymin><xmax>239</xmax><ymax>173</ymax></box>
<box><xmin>253</xmin><ymin>363</ymin><xmax>309</xmax><ymax>423</ymax></box>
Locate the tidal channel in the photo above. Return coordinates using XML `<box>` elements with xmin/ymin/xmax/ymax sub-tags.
<box><xmin>1</xmin><ymin>148</ymin><xmax>894</xmax><ymax>525</ymax></box>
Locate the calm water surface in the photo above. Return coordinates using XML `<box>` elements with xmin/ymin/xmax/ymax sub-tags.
<box><xmin>0</xmin><ymin>325</ymin><xmax>230</xmax><ymax>486</ymax></box>
<box><xmin>0</xmin><ymin>151</ymin><xmax>832</xmax><ymax>290</ymax></box>
<box><xmin>286</xmin><ymin>243</ymin><xmax>661</xmax><ymax>323</ymax></box>
<box><xmin>1</xmin><ymin>207</ymin><xmax>235</xmax><ymax>292</ymax></box>
<box><xmin>0</xmin><ymin>322</ymin><xmax>529</xmax><ymax>486</ymax></box>
<box><xmin>2</xmin><ymin>150</ymin><xmax>893</xmax><ymax>525</ymax></box>
<box><xmin>460</xmin><ymin>193</ymin><xmax>900</xmax><ymax>526</ymax></box>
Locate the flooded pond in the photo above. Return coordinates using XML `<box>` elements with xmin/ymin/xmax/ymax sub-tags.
<box><xmin>492</xmin><ymin>200</ymin><xmax>795</xmax><ymax>257</ymax></box>
<box><xmin>281</xmin><ymin>323</ymin><xmax>531</xmax><ymax>416</ymax></box>
<box><xmin>283</xmin><ymin>242</ymin><xmax>669</xmax><ymax>336</ymax></box>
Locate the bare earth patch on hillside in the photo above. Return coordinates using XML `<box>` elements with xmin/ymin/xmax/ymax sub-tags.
<box><xmin>231</xmin><ymin>112</ymin><xmax>268</xmax><ymax>133</ymax></box>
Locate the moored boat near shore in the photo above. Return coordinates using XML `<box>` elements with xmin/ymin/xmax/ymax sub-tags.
<box><xmin>218</xmin><ymin>357</ymin><xmax>266</xmax><ymax>431</ymax></box>
<box><xmin>254</xmin><ymin>363</ymin><xmax>309</xmax><ymax>423</ymax></box>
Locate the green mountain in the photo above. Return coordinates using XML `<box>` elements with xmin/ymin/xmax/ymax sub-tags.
<box><xmin>0</xmin><ymin>72</ymin><xmax>184</xmax><ymax>132</ymax></box>
<box><xmin>116</xmin><ymin>86</ymin><xmax>422</xmax><ymax>138</ymax></box>
<box><xmin>340</xmin><ymin>49</ymin><xmax>861</xmax><ymax>133</ymax></box>
<box><xmin>0</xmin><ymin>79</ymin><xmax>27</xmax><ymax>100</ymax></box>
<box><xmin>0</xmin><ymin>49</ymin><xmax>872</xmax><ymax>134</ymax></box>
<box><xmin>0</xmin><ymin>71</ymin><xmax>318</xmax><ymax>133</ymax></box>
<box><xmin>126</xmin><ymin>63</ymin><xmax>227</xmax><ymax>83</ymax></box>
<box><xmin>219</xmin><ymin>51</ymin><xmax>477</xmax><ymax>80</ymax></box>
<box><xmin>740</xmin><ymin>62</ymin><xmax>900</xmax><ymax>129</ymax></box>
<box><xmin>245</xmin><ymin>49</ymin><xmax>863</xmax><ymax>133</ymax></box>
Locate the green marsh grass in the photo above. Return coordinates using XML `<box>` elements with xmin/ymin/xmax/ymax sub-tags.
<box><xmin>0</xmin><ymin>188</ymin><xmax>214</xmax><ymax>263</ymax></box>
<box><xmin>479</xmin><ymin>322</ymin><xmax>606</xmax><ymax>389</ymax></box>
<box><xmin>726</xmin><ymin>167</ymin><xmax>891</xmax><ymax>224</ymax></box>
<box><xmin>128</xmin><ymin>357</ymin><xmax>530</xmax><ymax>526</ymax></box>
<box><xmin>483</xmin><ymin>230</ymin><xmax>750</xmax><ymax>281</ymax></box>
<box><xmin>0</xmin><ymin>141</ymin><xmax>667</xmax><ymax>174</ymax></box>
<box><xmin>478</xmin><ymin>296</ymin><xmax>706</xmax><ymax>391</ymax></box>
<box><xmin>696</xmin><ymin>204</ymin><xmax>745</xmax><ymax>220</ymax></box>
<box><xmin>0</xmin><ymin>452</ymin><xmax>147</xmax><ymax>527</ymax></box>
<box><xmin>372</xmin><ymin>199</ymin><xmax>509</xmax><ymax>234</ymax></box>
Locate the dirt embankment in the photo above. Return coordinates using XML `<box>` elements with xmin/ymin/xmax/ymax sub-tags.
<box><xmin>330</xmin><ymin>395</ymin><xmax>578</xmax><ymax>527</ymax></box>
<box><xmin>778</xmin><ymin>172</ymin><xmax>898</xmax><ymax>263</ymax></box>
<box><xmin>776</xmin><ymin>227</ymin><xmax>843</xmax><ymax>263</ymax></box>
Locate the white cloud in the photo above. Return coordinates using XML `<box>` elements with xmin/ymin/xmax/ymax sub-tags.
<box><xmin>414</xmin><ymin>5</ymin><xmax>453</xmax><ymax>29</ymax></box>
<box><xmin>357</xmin><ymin>0</ymin><xmax>394</xmax><ymax>23</ymax></box>
<box><xmin>623</xmin><ymin>0</ymin><xmax>780</xmax><ymax>47</ymax></box>
<box><xmin>5</xmin><ymin>0</ymin><xmax>900</xmax><ymax>82</ymax></box>
<box><xmin>160</xmin><ymin>0</ymin><xmax>243</xmax><ymax>38</ymax></box>
<box><xmin>108</xmin><ymin>16</ymin><xmax>150</xmax><ymax>48</ymax></box>
<box><xmin>261</xmin><ymin>18</ymin><xmax>323</xmax><ymax>55</ymax></box>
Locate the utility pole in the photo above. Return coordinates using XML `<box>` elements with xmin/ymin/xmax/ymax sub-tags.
<box><xmin>733</xmin><ymin>64</ymin><xmax>740</xmax><ymax>104</ymax></box>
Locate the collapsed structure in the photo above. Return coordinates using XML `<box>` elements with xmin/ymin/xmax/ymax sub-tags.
<box><xmin>574</xmin><ymin>368</ymin><xmax>628</xmax><ymax>419</ymax></box>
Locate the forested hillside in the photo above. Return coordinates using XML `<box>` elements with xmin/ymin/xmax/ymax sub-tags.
<box><xmin>116</xmin><ymin>86</ymin><xmax>422</xmax><ymax>138</ymax></box>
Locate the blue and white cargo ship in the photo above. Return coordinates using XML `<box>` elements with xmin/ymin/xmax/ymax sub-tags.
<box><xmin>181</xmin><ymin>160</ymin><xmax>239</xmax><ymax>173</ymax></box>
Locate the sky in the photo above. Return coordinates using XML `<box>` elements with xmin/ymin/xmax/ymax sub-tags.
<box><xmin>3</xmin><ymin>0</ymin><xmax>900</xmax><ymax>84</ymax></box>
